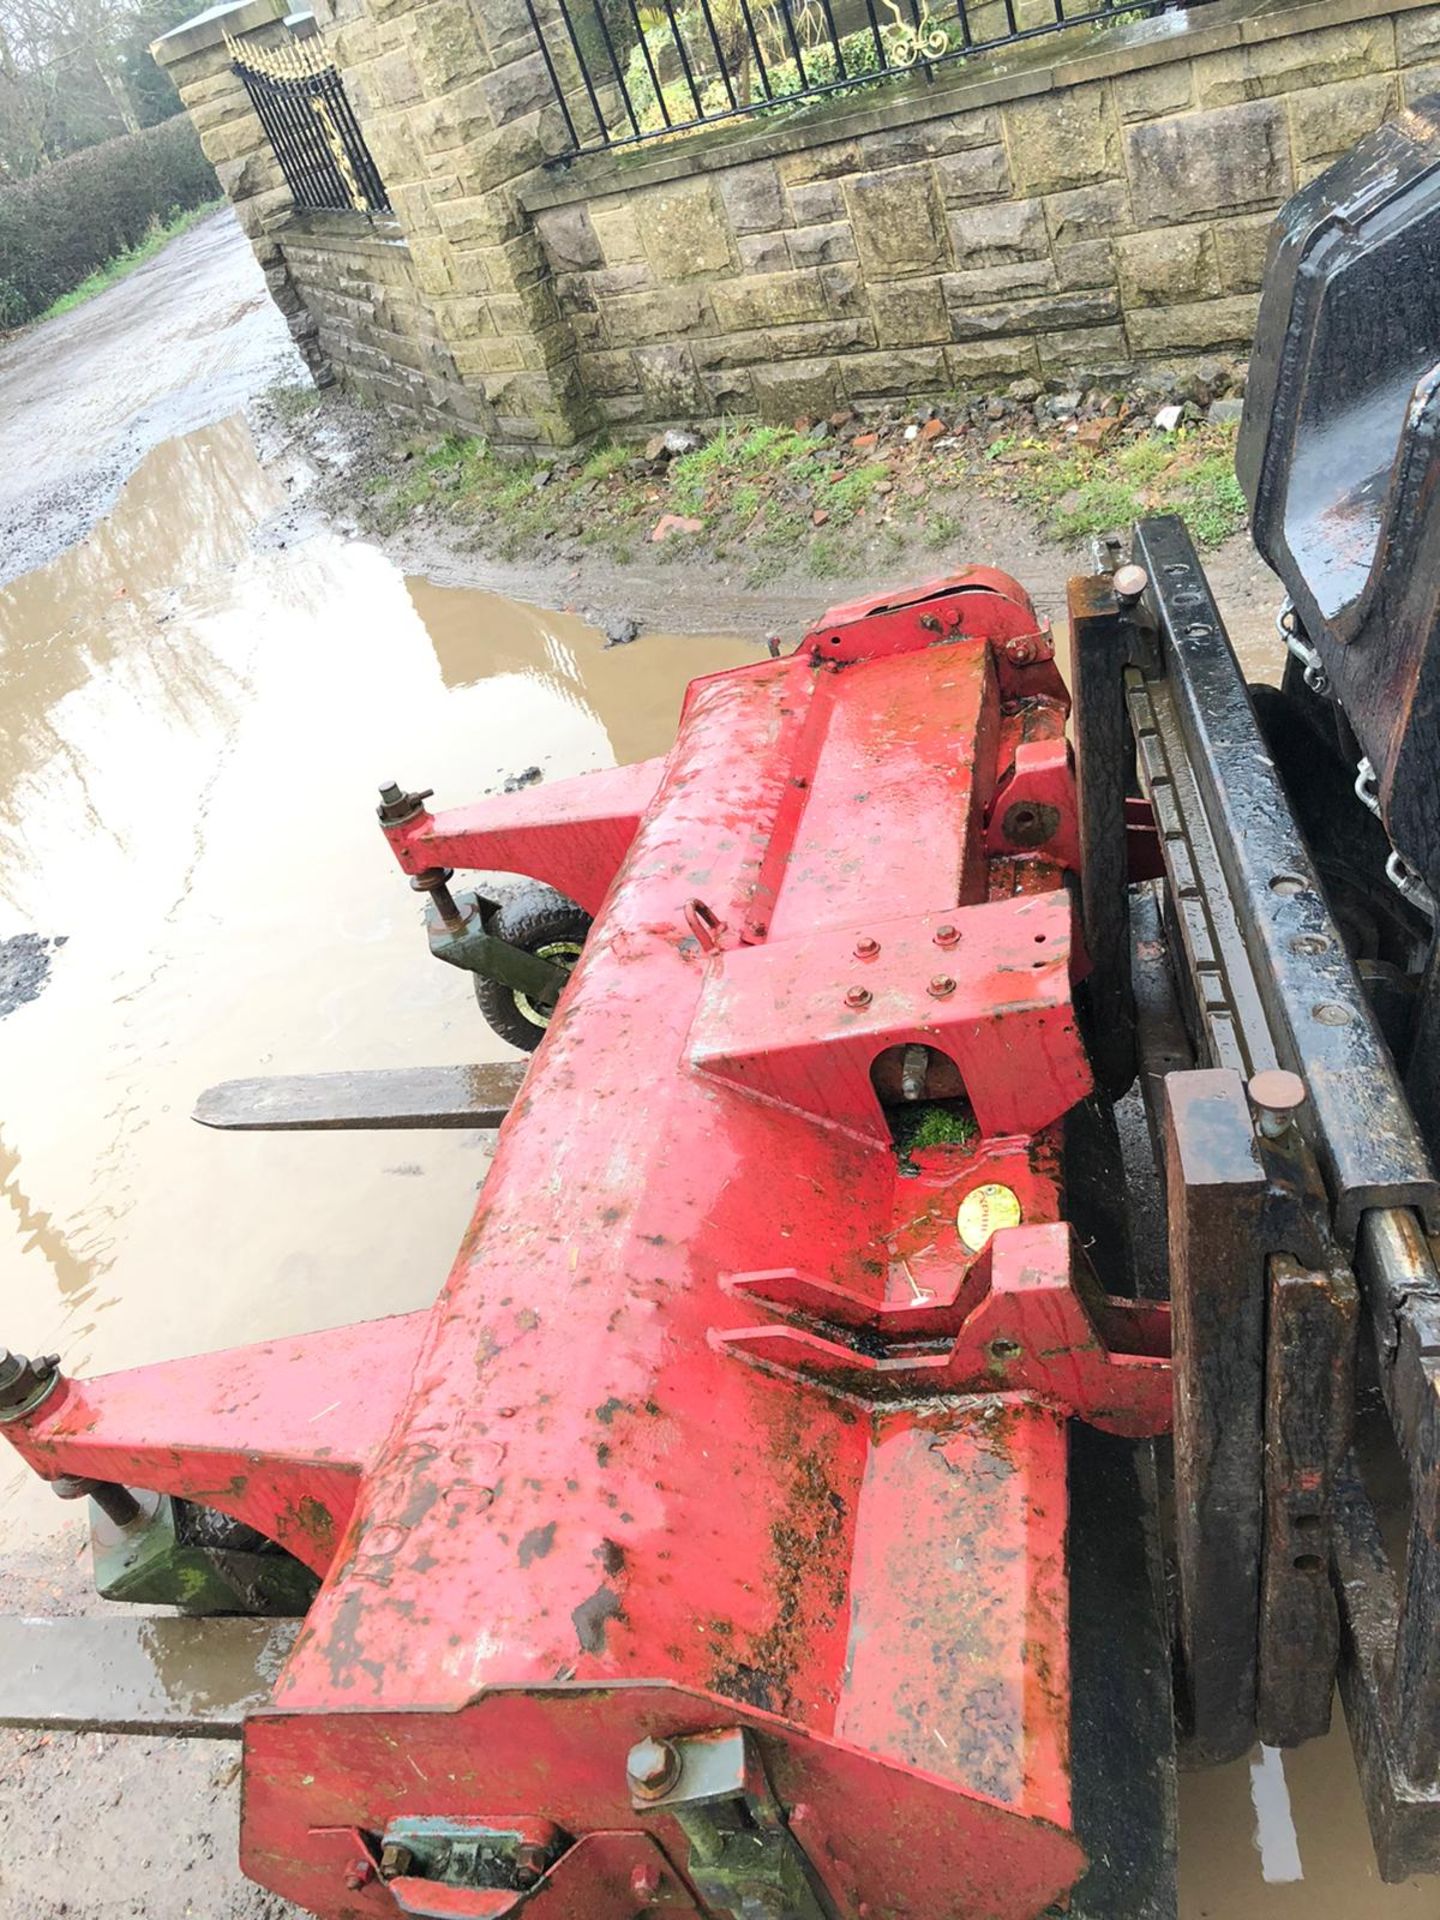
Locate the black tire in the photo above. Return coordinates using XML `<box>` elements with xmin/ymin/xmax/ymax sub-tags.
<box><xmin>472</xmin><ymin>884</ymin><xmax>592</xmax><ymax>1052</ymax></box>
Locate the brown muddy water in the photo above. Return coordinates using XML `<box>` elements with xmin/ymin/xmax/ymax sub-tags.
<box><xmin>0</xmin><ymin>413</ymin><xmax>1423</xmax><ymax>1918</ymax></box>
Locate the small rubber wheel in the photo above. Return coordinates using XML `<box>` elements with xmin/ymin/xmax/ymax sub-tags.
<box><xmin>472</xmin><ymin>884</ymin><xmax>591</xmax><ymax>1052</ymax></box>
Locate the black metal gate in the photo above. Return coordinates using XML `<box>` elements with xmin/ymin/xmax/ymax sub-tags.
<box><xmin>228</xmin><ymin>33</ymin><xmax>390</xmax><ymax>216</ymax></box>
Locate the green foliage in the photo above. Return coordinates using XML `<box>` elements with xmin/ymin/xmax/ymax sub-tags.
<box><xmin>1172</xmin><ymin>452</ymin><xmax>1247</xmax><ymax>546</ymax></box>
<box><xmin>579</xmin><ymin>442</ymin><xmax>630</xmax><ymax>482</ymax></box>
<box><xmin>0</xmin><ymin>116</ymin><xmax>217</xmax><ymax>327</ymax></box>
<box><xmin>891</xmin><ymin>1100</ymin><xmax>980</xmax><ymax>1157</ymax></box>
<box><xmin>826</xmin><ymin>460</ymin><xmax>889</xmax><ymax>520</ymax></box>
<box><xmin>355</xmin><ymin>410</ymin><xmax>1250</xmax><ymax>595</ymax></box>
<box><xmin>621</xmin><ymin>11</ymin><xmax>966</xmax><ymax>135</ymax></box>
<box><xmin>1000</xmin><ymin>422</ymin><xmax>1248</xmax><ymax>549</ymax></box>
<box><xmin>268</xmin><ymin>381</ymin><xmax>323</xmax><ymax>422</ymax></box>
<box><xmin>36</xmin><ymin>197</ymin><xmax>219</xmax><ymax>317</ymax></box>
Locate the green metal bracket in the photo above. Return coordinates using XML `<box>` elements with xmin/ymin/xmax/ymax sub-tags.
<box><xmin>90</xmin><ymin>1493</ymin><xmax>316</xmax><ymax>1616</ymax></box>
<box><xmin>424</xmin><ymin>896</ymin><xmax>569</xmax><ymax>1004</ymax></box>
<box><xmin>627</xmin><ymin>1728</ymin><xmax>833</xmax><ymax>1920</ymax></box>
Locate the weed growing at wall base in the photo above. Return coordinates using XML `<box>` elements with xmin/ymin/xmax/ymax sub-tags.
<box><xmin>359</xmin><ymin>408</ymin><xmax>1247</xmax><ymax>584</ymax></box>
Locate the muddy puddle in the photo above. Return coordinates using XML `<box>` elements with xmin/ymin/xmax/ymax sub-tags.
<box><xmin>0</xmin><ymin>411</ymin><xmax>1423</xmax><ymax>1917</ymax></box>
<box><xmin>0</xmin><ymin>412</ymin><xmax>757</xmax><ymax>1564</ymax></box>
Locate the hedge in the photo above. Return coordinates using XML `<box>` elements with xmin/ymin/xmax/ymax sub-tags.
<box><xmin>0</xmin><ymin>118</ymin><xmax>219</xmax><ymax>329</ymax></box>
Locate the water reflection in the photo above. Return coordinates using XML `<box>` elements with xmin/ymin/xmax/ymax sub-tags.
<box><xmin>0</xmin><ymin>414</ymin><xmax>761</xmax><ymax>1556</ymax></box>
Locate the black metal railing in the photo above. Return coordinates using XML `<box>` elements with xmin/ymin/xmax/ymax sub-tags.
<box><xmin>229</xmin><ymin>32</ymin><xmax>390</xmax><ymax>215</ymax></box>
<box><xmin>526</xmin><ymin>0</ymin><xmax>1172</xmax><ymax>153</ymax></box>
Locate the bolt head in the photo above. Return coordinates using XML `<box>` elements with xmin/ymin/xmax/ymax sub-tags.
<box><xmin>928</xmin><ymin>975</ymin><xmax>957</xmax><ymax>998</ymax></box>
<box><xmin>933</xmin><ymin>924</ymin><xmax>960</xmax><ymax>948</ymax></box>
<box><xmin>844</xmin><ymin>985</ymin><xmax>873</xmax><ymax>1010</ymax></box>
<box><xmin>853</xmin><ymin>936</ymin><xmax>880</xmax><ymax>959</ymax></box>
<box><xmin>627</xmin><ymin>1735</ymin><xmax>682</xmax><ymax>1798</ymax></box>
<box><xmin>630</xmin><ymin>1862</ymin><xmax>662</xmax><ymax>1899</ymax></box>
<box><xmin>1112</xmin><ymin>563</ymin><xmax>1149</xmax><ymax>604</ymax></box>
<box><xmin>514</xmin><ymin>1844</ymin><xmax>548</xmax><ymax>1890</ymax></box>
<box><xmin>0</xmin><ymin>1348</ymin><xmax>59</xmax><ymax>1416</ymax></box>
<box><xmin>1248</xmin><ymin>1069</ymin><xmax>1306</xmax><ymax>1115</ymax></box>
<box><xmin>1004</xmin><ymin>637</ymin><xmax>1036</xmax><ymax>666</ymax></box>
<box><xmin>378</xmin><ymin>1843</ymin><xmax>413</xmax><ymax>1881</ymax></box>
<box><xmin>344</xmin><ymin>1860</ymin><xmax>375</xmax><ymax>1892</ymax></box>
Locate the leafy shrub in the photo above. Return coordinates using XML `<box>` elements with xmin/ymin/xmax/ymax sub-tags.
<box><xmin>0</xmin><ymin>117</ymin><xmax>217</xmax><ymax>328</ymax></box>
<box><xmin>622</xmin><ymin>12</ymin><xmax>966</xmax><ymax>133</ymax></box>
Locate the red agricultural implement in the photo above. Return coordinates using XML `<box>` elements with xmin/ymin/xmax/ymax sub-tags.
<box><xmin>10</xmin><ymin>104</ymin><xmax>1440</xmax><ymax>1920</ymax></box>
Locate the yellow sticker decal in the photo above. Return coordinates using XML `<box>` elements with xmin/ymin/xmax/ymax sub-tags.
<box><xmin>957</xmin><ymin>1182</ymin><xmax>1022</xmax><ymax>1253</ymax></box>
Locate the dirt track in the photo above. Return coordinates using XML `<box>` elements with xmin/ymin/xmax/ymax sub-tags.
<box><xmin>0</xmin><ymin>208</ymin><xmax>303</xmax><ymax>584</ymax></box>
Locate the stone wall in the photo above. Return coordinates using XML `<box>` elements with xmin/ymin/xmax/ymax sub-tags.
<box><xmin>528</xmin><ymin>0</ymin><xmax>1440</xmax><ymax>425</ymax></box>
<box><xmin>153</xmin><ymin>0</ymin><xmax>592</xmax><ymax>442</ymax></box>
<box><xmin>153</xmin><ymin>0</ymin><xmax>338</xmax><ymax>390</ymax></box>
<box><xmin>160</xmin><ymin>0</ymin><xmax>1440</xmax><ymax>444</ymax></box>
<box><xmin>279</xmin><ymin>212</ymin><xmax>485</xmax><ymax>425</ymax></box>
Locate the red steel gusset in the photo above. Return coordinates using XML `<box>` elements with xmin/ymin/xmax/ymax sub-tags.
<box><xmin>1</xmin><ymin>570</ymin><xmax>1172</xmax><ymax>1920</ymax></box>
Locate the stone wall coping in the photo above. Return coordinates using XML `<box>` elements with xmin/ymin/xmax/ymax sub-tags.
<box><xmin>282</xmin><ymin>209</ymin><xmax>411</xmax><ymax>252</ymax></box>
<box><xmin>522</xmin><ymin>0</ymin><xmax>1434</xmax><ymax>210</ymax></box>
<box><xmin>152</xmin><ymin>0</ymin><xmax>285</xmax><ymax>64</ymax></box>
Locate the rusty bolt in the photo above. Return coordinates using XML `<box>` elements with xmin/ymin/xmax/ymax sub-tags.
<box><xmin>1004</xmin><ymin>636</ymin><xmax>1037</xmax><ymax>667</ymax></box>
<box><xmin>844</xmin><ymin>985</ymin><xmax>873</xmax><ymax>1010</ymax></box>
<box><xmin>928</xmin><ymin>975</ymin><xmax>957</xmax><ymax>999</ymax></box>
<box><xmin>1248</xmin><ymin>1069</ymin><xmax>1307</xmax><ymax>1139</ymax></box>
<box><xmin>627</xmin><ymin>1735</ymin><xmax>682</xmax><ymax>1799</ymax></box>
<box><xmin>378</xmin><ymin>1843</ymin><xmax>414</xmax><ymax>1881</ymax></box>
<box><xmin>630</xmin><ymin>1862</ymin><xmax>662</xmax><ymax>1900</ymax></box>
<box><xmin>51</xmin><ymin>1474</ymin><xmax>142</xmax><ymax>1528</ymax></box>
<box><xmin>344</xmin><ymin>1860</ymin><xmax>375</xmax><ymax>1892</ymax></box>
<box><xmin>514</xmin><ymin>1843</ymin><xmax>550</xmax><ymax>1890</ymax></box>
<box><xmin>376</xmin><ymin>782</ymin><xmax>433</xmax><ymax>826</ymax></box>
<box><xmin>853</xmin><ymin>936</ymin><xmax>880</xmax><ymax>959</ymax></box>
<box><xmin>1112</xmin><ymin>563</ymin><xmax>1149</xmax><ymax>605</ymax></box>
<box><xmin>933</xmin><ymin>924</ymin><xmax>960</xmax><ymax>948</ymax></box>
<box><xmin>0</xmin><ymin>1349</ymin><xmax>61</xmax><ymax>1420</ymax></box>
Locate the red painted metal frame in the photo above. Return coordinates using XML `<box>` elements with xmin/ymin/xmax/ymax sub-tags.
<box><xmin>0</xmin><ymin>570</ymin><xmax>1171</xmax><ymax>1920</ymax></box>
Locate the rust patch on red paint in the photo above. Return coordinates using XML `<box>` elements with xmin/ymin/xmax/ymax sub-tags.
<box><xmin>572</xmin><ymin>1583</ymin><xmax>624</xmax><ymax>1654</ymax></box>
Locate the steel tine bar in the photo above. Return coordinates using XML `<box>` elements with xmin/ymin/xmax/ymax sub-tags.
<box><xmin>0</xmin><ymin>1616</ymin><xmax>301</xmax><ymax>1740</ymax></box>
<box><xmin>588</xmin><ymin>0</ymin><xmax>644</xmax><ymax>138</ymax></box>
<box><xmin>624</xmin><ymin>0</ymin><xmax>674</xmax><ymax>125</ymax></box>
<box><xmin>334</xmin><ymin>71</ymin><xmax>391</xmax><ymax>208</ymax></box>
<box><xmin>660</xmin><ymin>0</ymin><xmax>706</xmax><ymax>117</ymax></box>
<box><xmin>858</xmin><ymin>0</ymin><xmax>887</xmax><ymax>71</ymax></box>
<box><xmin>774</xmin><ymin>0</ymin><xmax>810</xmax><ymax>90</ymax></box>
<box><xmin>904</xmin><ymin>0</ymin><xmax>935</xmax><ymax>80</ymax></box>
<box><xmin>695</xmin><ymin>0</ymin><xmax>740</xmax><ymax>113</ymax></box>
<box><xmin>521</xmin><ymin>0</ymin><xmax>582</xmax><ymax>146</ymax></box>
<box><xmin>734</xmin><ymin>0</ymin><xmax>775</xmax><ymax>99</ymax></box>
<box><xmin>552</xmin><ymin>0</ymin><xmax>611</xmax><ymax>142</ymax></box>
<box><xmin>815</xmin><ymin>0</ymin><xmax>848</xmax><ymax>78</ymax></box>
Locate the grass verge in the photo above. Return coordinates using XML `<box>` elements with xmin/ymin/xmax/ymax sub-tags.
<box><xmin>37</xmin><ymin>200</ymin><xmax>224</xmax><ymax>322</ymax></box>
<box><xmin>360</xmin><ymin>405</ymin><xmax>1247</xmax><ymax>586</ymax></box>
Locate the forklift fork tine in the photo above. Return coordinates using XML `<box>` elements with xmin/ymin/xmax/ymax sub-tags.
<box><xmin>192</xmin><ymin>1062</ymin><xmax>528</xmax><ymax>1132</ymax></box>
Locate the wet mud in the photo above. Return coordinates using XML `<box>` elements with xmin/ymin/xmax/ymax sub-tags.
<box><xmin>0</xmin><ymin>206</ymin><xmax>1408</xmax><ymax>1920</ymax></box>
